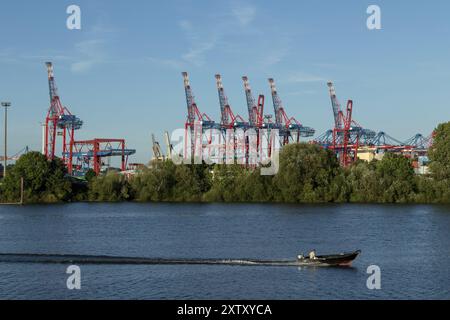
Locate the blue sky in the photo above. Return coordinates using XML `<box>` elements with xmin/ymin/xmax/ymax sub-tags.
<box><xmin>0</xmin><ymin>0</ymin><xmax>449</xmax><ymax>163</ymax></box>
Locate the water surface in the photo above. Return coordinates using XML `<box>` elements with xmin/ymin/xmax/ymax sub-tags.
<box><xmin>0</xmin><ymin>203</ymin><xmax>448</xmax><ymax>299</ymax></box>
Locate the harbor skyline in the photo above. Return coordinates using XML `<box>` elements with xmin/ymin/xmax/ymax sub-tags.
<box><xmin>0</xmin><ymin>1</ymin><xmax>449</xmax><ymax>163</ymax></box>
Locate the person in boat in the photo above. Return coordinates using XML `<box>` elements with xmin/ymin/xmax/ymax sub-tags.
<box><xmin>297</xmin><ymin>254</ymin><xmax>304</xmax><ymax>261</ymax></box>
<box><xmin>309</xmin><ymin>249</ymin><xmax>317</xmax><ymax>260</ymax></box>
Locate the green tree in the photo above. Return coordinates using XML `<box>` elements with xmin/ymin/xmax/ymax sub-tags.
<box><xmin>204</xmin><ymin>164</ymin><xmax>246</xmax><ymax>202</ymax></box>
<box><xmin>84</xmin><ymin>169</ymin><xmax>96</xmax><ymax>182</ymax></box>
<box><xmin>1</xmin><ymin>152</ymin><xmax>71</xmax><ymax>203</ymax></box>
<box><xmin>88</xmin><ymin>172</ymin><xmax>133</xmax><ymax>202</ymax></box>
<box><xmin>172</xmin><ymin>164</ymin><xmax>212</xmax><ymax>202</ymax></box>
<box><xmin>239</xmin><ymin>168</ymin><xmax>274</xmax><ymax>202</ymax></box>
<box><xmin>131</xmin><ymin>161</ymin><xmax>176</xmax><ymax>201</ymax></box>
<box><xmin>429</xmin><ymin>122</ymin><xmax>450</xmax><ymax>181</ymax></box>
<box><xmin>345</xmin><ymin>160</ymin><xmax>381</xmax><ymax>202</ymax></box>
<box><xmin>375</xmin><ymin>153</ymin><xmax>417</xmax><ymax>202</ymax></box>
<box><xmin>426</xmin><ymin>121</ymin><xmax>450</xmax><ymax>202</ymax></box>
<box><xmin>273</xmin><ymin>143</ymin><xmax>341</xmax><ymax>203</ymax></box>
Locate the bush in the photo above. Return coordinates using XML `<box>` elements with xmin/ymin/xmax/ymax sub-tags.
<box><xmin>1</xmin><ymin>152</ymin><xmax>71</xmax><ymax>203</ymax></box>
<box><xmin>88</xmin><ymin>172</ymin><xmax>133</xmax><ymax>202</ymax></box>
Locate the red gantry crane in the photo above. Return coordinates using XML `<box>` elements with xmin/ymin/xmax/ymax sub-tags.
<box><xmin>44</xmin><ymin>62</ymin><xmax>135</xmax><ymax>176</ymax></box>
<box><xmin>242</xmin><ymin>76</ymin><xmax>265</xmax><ymax>129</ymax></box>
<box><xmin>327</xmin><ymin>82</ymin><xmax>367</xmax><ymax>167</ymax></box>
<box><xmin>182</xmin><ymin>72</ymin><xmax>218</xmax><ymax>160</ymax></box>
<box><xmin>268</xmin><ymin>78</ymin><xmax>315</xmax><ymax>145</ymax></box>
<box><xmin>215</xmin><ymin>74</ymin><xmax>248</xmax><ymax>129</ymax></box>
<box><xmin>44</xmin><ymin>62</ymin><xmax>83</xmax><ymax>172</ymax></box>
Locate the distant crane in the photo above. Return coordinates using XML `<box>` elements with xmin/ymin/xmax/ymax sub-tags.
<box><xmin>325</xmin><ymin>82</ymin><xmax>359</xmax><ymax>166</ymax></box>
<box><xmin>370</xmin><ymin>131</ymin><xmax>405</xmax><ymax>148</ymax></box>
<box><xmin>328</xmin><ymin>81</ymin><xmax>343</xmax><ymax>130</ymax></box>
<box><xmin>215</xmin><ymin>74</ymin><xmax>250</xmax><ymax>163</ymax></box>
<box><xmin>44</xmin><ymin>62</ymin><xmax>83</xmax><ymax>173</ymax></box>
<box><xmin>242</xmin><ymin>76</ymin><xmax>265</xmax><ymax>128</ymax></box>
<box><xmin>151</xmin><ymin>133</ymin><xmax>164</xmax><ymax>161</ymax></box>
<box><xmin>326</xmin><ymin>82</ymin><xmax>376</xmax><ymax>145</ymax></box>
<box><xmin>334</xmin><ymin>100</ymin><xmax>359</xmax><ymax>167</ymax></box>
<box><xmin>322</xmin><ymin>82</ymin><xmax>381</xmax><ymax>166</ymax></box>
<box><xmin>182</xmin><ymin>72</ymin><xmax>218</xmax><ymax>160</ymax></box>
<box><xmin>268</xmin><ymin>78</ymin><xmax>315</xmax><ymax>145</ymax></box>
<box><xmin>403</xmin><ymin>133</ymin><xmax>430</xmax><ymax>150</ymax></box>
<box><xmin>43</xmin><ymin>62</ymin><xmax>135</xmax><ymax>176</ymax></box>
<box><xmin>0</xmin><ymin>146</ymin><xmax>29</xmax><ymax>161</ymax></box>
<box><xmin>215</xmin><ymin>74</ymin><xmax>248</xmax><ymax>129</ymax></box>
<box><xmin>241</xmin><ymin>75</ymin><xmax>269</xmax><ymax>161</ymax></box>
<box><xmin>164</xmin><ymin>131</ymin><xmax>174</xmax><ymax>160</ymax></box>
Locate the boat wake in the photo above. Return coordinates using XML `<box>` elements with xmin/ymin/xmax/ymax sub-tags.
<box><xmin>0</xmin><ymin>253</ymin><xmax>303</xmax><ymax>267</ymax></box>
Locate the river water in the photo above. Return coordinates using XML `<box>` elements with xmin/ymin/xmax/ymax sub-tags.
<box><xmin>0</xmin><ymin>203</ymin><xmax>448</xmax><ymax>299</ymax></box>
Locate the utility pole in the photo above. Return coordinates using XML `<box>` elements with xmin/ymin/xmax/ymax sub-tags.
<box><xmin>1</xmin><ymin>102</ymin><xmax>11</xmax><ymax>178</ymax></box>
<box><xmin>20</xmin><ymin>177</ymin><xmax>24</xmax><ymax>205</ymax></box>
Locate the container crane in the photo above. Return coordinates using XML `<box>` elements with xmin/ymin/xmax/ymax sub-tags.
<box><xmin>268</xmin><ymin>78</ymin><xmax>315</xmax><ymax>145</ymax></box>
<box><xmin>215</xmin><ymin>74</ymin><xmax>248</xmax><ymax>129</ymax></box>
<box><xmin>182</xmin><ymin>72</ymin><xmax>218</xmax><ymax>160</ymax></box>
<box><xmin>242</xmin><ymin>76</ymin><xmax>265</xmax><ymax>128</ymax></box>
<box><xmin>164</xmin><ymin>131</ymin><xmax>174</xmax><ymax>160</ymax></box>
<box><xmin>151</xmin><ymin>133</ymin><xmax>164</xmax><ymax>161</ymax></box>
<box><xmin>44</xmin><ymin>62</ymin><xmax>83</xmax><ymax>173</ymax></box>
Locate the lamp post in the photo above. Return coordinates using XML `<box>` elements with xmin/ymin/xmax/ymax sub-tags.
<box><xmin>1</xmin><ymin>102</ymin><xmax>11</xmax><ymax>178</ymax></box>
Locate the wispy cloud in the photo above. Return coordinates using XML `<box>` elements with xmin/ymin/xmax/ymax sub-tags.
<box><xmin>286</xmin><ymin>90</ymin><xmax>318</xmax><ymax>96</ymax></box>
<box><xmin>259</xmin><ymin>47</ymin><xmax>289</xmax><ymax>67</ymax></box>
<box><xmin>147</xmin><ymin>57</ymin><xmax>184</xmax><ymax>69</ymax></box>
<box><xmin>1</xmin><ymin>23</ymin><xmax>117</xmax><ymax>73</ymax></box>
<box><xmin>65</xmin><ymin>18</ymin><xmax>123</xmax><ymax>74</ymax></box>
<box><xmin>178</xmin><ymin>19</ymin><xmax>218</xmax><ymax>67</ymax></box>
<box><xmin>75</xmin><ymin>39</ymin><xmax>106</xmax><ymax>55</ymax></box>
<box><xmin>71</xmin><ymin>60</ymin><xmax>97</xmax><ymax>73</ymax></box>
<box><xmin>150</xmin><ymin>3</ymin><xmax>258</xmax><ymax>69</ymax></box>
<box><xmin>0</xmin><ymin>48</ymin><xmax>73</xmax><ymax>65</ymax></box>
<box><xmin>182</xmin><ymin>40</ymin><xmax>217</xmax><ymax>66</ymax></box>
<box><xmin>232</xmin><ymin>4</ymin><xmax>256</xmax><ymax>26</ymax></box>
<box><xmin>312</xmin><ymin>62</ymin><xmax>340</xmax><ymax>68</ymax></box>
<box><xmin>178</xmin><ymin>20</ymin><xmax>193</xmax><ymax>34</ymax></box>
<box><xmin>70</xmin><ymin>39</ymin><xmax>107</xmax><ymax>74</ymax></box>
<box><xmin>0</xmin><ymin>48</ymin><xmax>20</xmax><ymax>63</ymax></box>
<box><xmin>286</xmin><ymin>72</ymin><xmax>327</xmax><ymax>83</ymax></box>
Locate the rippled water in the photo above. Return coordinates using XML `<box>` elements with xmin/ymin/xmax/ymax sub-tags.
<box><xmin>0</xmin><ymin>203</ymin><xmax>449</xmax><ymax>299</ymax></box>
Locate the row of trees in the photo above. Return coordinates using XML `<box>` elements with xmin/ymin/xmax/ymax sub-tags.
<box><xmin>1</xmin><ymin>122</ymin><xmax>449</xmax><ymax>204</ymax></box>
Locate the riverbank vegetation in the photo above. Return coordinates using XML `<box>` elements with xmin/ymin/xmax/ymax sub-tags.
<box><xmin>1</xmin><ymin>122</ymin><xmax>449</xmax><ymax>204</ymax></box>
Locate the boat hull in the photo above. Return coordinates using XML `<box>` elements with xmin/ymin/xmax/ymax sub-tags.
<box><xmin>297</xmin><ymin>250</ymin><xmax>362</xmax><ymax>267</ymax></box>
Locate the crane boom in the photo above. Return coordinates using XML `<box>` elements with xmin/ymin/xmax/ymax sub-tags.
<box><xmin>164</xmin><ymin>131</ymin><xmax>173</xmax><ymax>159</ymax></box>
<box><xmin>327</xmin><ymin>82</ymin><xmax>342</xmax><ymax>129</ymax></box>
<box><xmin>242</xmin><ymin>76</ymin><xmax>256</xmax><ymax>126</ymax></box>
<box><xmin>151</xmin><ymin>133</ymin><xmax>163</xmax><ymax>161</ymax></box>
<box><xmin>182</xmin><ymin>72</ymin><xmax>196</xmax><ymax>124</ymax></box>
<box><xmin>46</xmin><ymin>62</ymin><xmax>59</xmax><ymax>103</ymax></box>
<box><xmin>215</xmin><ymin>74</ymin><xmax>230</xmax><ymax>125</ymax></box>
<box><xmin>268</xmin><ymin>78</ymin><xmax>284</xmax><ymax>125</ymax></box>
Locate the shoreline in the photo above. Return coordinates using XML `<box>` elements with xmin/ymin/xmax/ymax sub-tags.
<box><xmin>2</xmin><ymin>200</ymin><xmax>449</xmax><ymax>206</ymax></box>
